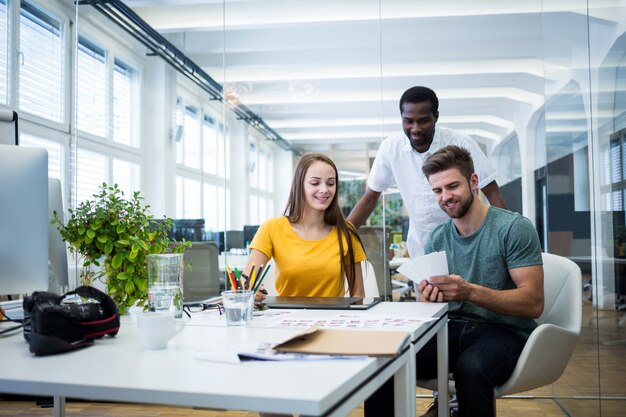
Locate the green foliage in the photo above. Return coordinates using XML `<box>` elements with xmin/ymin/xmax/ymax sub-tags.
<box><xmin>51</xmin><ymin>183</ymin><xmax>190</xmax><ymax>314</ymax></box>
<box><xmin>339</xmin><ymin>179</ymin><xmax>406</xmax><ymax>231</ymax></box>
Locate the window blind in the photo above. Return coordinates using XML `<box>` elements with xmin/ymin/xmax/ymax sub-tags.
<box><xmin>112</xmin><ymin>158</ymin><xmax>140</xmax><ymax>197</ymax></box>
<box><xmin>19</xmin><ymin>0</ymin><xmax>64</xmax><ymax>123</ymax></box>
<box><xmin>19</xmin><ymin>134</ymin><xmax>63</xmax><ymax>181</ymax></box>
<box><xmin>77</xmin><ymin>35</ymin><xmax>106</xmax><ymax>137</ymax></box>
<box><xmin>0</xmin><ymin>0</ymin><xmax>8</xmax><ymax>104</ymax></box>
<box><xmin>183</xmin><ymin>105</ymin><xmax>201</xmax><ymax>169</ymax></box>
<box><xmin>76</xmin><ymin>148</ymin><xmax>107</xmax><ymax>205</ymax></box>
<box><xmin>203</xmin><ymin>114</ymin><xmax>217</xmax><ymax>175</ymax></box>
<box><xmin>113</xmin><ymin>59</ymin><xmax>137</xmax><ymax>147</ymax></box>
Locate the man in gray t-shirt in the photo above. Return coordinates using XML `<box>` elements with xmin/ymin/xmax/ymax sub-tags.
<box><xmin>364</xmin><ymin>145</ymin><xmax>543</xmax><ymax>417</ymax></box>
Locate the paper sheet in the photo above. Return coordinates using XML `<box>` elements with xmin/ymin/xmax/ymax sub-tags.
<box><xmin>271</xmin><ymin>314</ymin><xmax>437</xmax><ymax>329</ymax></box>
<box><xmin>396</xmin><ymin>251</ymin><xmax>449</xmax><ymax>284</ymax></box>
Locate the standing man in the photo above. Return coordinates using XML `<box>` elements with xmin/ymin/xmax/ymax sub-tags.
<box><xmin>365</xmin><ymin>145</ymin><xmax>544</xmax><ymax>417</ymax></box>
<box><xmin>348</xmin><ymin>86</ymin><xmax>507</xmax><ymax>258</ymax></box>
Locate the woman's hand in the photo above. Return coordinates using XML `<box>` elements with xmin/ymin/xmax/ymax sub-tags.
<box><xmin>254</xmin><ymin>284</ymin><xmax>268</xmax><ymax>302</ymax></box>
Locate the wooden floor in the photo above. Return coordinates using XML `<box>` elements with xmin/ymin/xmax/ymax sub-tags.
<box><xmin>0</xmin><ymin>397</ymin><xmax>570</xmax><ymax>417</ymax></box>
<box><xmin>2</xmin><ymin>278</ymin><xmax>625</xmax><ymax>416</ymax></box>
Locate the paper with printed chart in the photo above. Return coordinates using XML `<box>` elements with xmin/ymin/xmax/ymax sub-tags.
<box><xmin>396</xmin><ymin>251</ymin><xmax>449</xmax><ymax>284</ymax></box>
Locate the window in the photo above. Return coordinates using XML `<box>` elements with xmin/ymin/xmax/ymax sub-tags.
<box><xmin>203</xmin><ymin>115</ymin><xmax>218</xmax><ymax>175</ymax></box>
<box><xmin>174</xmin><ymin>94</ymin><xmax>227</xmax><ymax>226</ymax></box>
<box><xmin>76</xmin><ymin>148</ymin><xmax>107</xmax><ymax>205</ymax></box>
<box><xmin>113</xmin><ymin>59</ymin><xmax>137</xmax><ymax>147</ymax></box>
<box><xmin>248</xmin><ymin>139</ymin><xmax>274</xmax><ymax>223</ymax></box>
<box><xmin>19</xmin><ymin>134</ymin><xmax>63</xmax><ymax>181</ymax></box>
<box><xmin>77</xmin><ymin>35</ymin><xmax>106</xmax><ymax>137</ymax></box>
<box><xmin>112</xmin><ymin>158</ymin><xmax>140</xmax><ymax>198</ymax></box>
<box><xmin>181</xmin><ymin>106</ymin><xmax>201</xmax><ymax>169</ymax></box>
<box><xmin>249</xmin><ymin>142</ymin><xmax>258</xmax><ymax>188</ymax></box>
<box><xmin>176</xmin><ymin>176</ymin><xmax>201</xmax><ymax>219</ymax></box>
<box><xmin>19</xmin><ymin>0</ymin><xmax>64</xmax><ymax>123</ymax></box>
<box><xmin>203</xmin><ymin>183</ymin><xmax>218</xmax><ymax>229</ymax></box>
<box><xmin>602</xmin><ymin>128</ymin><xmax>626</xmax><ymax>210</ymax></box>
<box><xmin>0</xmin><ymin>0</ymin><xmax>8</xmax><ymax>104</ymax></box>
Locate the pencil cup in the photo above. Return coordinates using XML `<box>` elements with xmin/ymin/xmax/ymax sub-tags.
<box><xmin>221</xmin><ymin>290</ymin><xmax>254</xmax><ymax>327</ymax></box>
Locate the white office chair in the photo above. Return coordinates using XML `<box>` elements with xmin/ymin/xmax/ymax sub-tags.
<box><xmin>416</xmin><ymin>252</ymin><xmax>582</xmax><ymax>403</ymax></box>
<box><xmin>362</xmin><ymin>260</ymin><xmax>381</xmax><ymax>297</ymax></box>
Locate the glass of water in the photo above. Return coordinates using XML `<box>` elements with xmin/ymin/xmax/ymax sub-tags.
<box><xmin>221</xmin><ymin>290</ymin><xmax>254</xmax><ymax>327</ymax></box>
<box><xmin>147</xmin><ymin>253</ymin><xmax>184</xmax><ymax>318</ymax></box>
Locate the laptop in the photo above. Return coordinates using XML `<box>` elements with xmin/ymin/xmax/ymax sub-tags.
<box><xmin>183</xmin><ymin>293</ymin><xmax>222</xmax><ymax>306</ymax></box>
<box><xmin>262</xmin><ymin>296</ymin><xmax>383</xmax><ymax>310</ymax></box>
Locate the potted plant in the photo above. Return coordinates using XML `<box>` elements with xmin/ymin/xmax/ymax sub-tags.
<box><xmin>52</xmin><ymin>183</ymin><xmax>190</xmax><ymax>314</ymax></box>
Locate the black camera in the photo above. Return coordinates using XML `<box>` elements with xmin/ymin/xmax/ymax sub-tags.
<box><xmin>23</xmin><ymin>286</ymin><xmax>120</xmax><ymax>356</ymax></box>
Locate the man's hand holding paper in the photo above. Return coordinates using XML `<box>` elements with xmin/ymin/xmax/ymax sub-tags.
<box><xmin>396</xmin><ymin>251</ymin><xmax>450</xmax><ymax>302</ymax></box>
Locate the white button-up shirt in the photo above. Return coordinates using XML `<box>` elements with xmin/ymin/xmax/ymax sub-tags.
<box><xmin>367</xmin><ymin>127</ymin><xmax>497</xmax><ymax>257</ymax></box>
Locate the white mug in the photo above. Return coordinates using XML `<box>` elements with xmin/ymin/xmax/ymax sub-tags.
<box><xmin>137</xmin><ymin>311</ymin><xmax>185</xmax><ymax>350</ymax></box>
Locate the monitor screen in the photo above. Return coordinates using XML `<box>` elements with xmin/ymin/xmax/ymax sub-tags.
<box><xmin>243</xmin><ymin>225</ymin><xmax>260</xmax><ymax>245</ymax></box>
<box><xmin>0</xmin><ymin>145</ymin><xmax>49</xmax><ymax>295</ymax></box>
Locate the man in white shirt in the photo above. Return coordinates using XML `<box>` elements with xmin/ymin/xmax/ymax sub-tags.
<box><xmin>348</xmin><ymin>86</ymin><xmax>507</xmax><ymax>258</ymax></box>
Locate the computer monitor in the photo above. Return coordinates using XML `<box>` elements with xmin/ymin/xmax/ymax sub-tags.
<box><xmin>48</xmin><ymin>178</ymin><xmax>69</xmax><ymax>290</ymax></box>
<box><xmin>0</xmin><ymin>107</ymin><xmax>18</xmax><ymax>145</ymax></box>
<box><xmin>243</xmin><ymin>225</ymin><xmax>260</xmax><ymax>246</ymax></box>
<box><xmin>0</xmin><ymin>145</ymin><xmax>49</xmax><ymax>295</ymax></box>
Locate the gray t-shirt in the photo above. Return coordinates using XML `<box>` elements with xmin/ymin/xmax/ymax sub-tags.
<box><xmin>425</xmin><ymin>207</ymin><xmax>543</xmax><ymax>338</ymax></box>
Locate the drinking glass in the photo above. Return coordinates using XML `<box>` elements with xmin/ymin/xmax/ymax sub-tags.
<box><xmin>147</xmin><ymin>253</ymin><xmax>184</xmax><ymax>318</ymax></box>
<box><xmin>221</xmin><ymin>290</ymin><xmax>254</xmax><ymax>327</ymax></box>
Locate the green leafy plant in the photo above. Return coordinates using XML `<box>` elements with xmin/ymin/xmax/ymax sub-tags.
<box><xmin>52</xmin><ymin>183</ymin><xmax>190</xmax><ymax>314</ymax></box>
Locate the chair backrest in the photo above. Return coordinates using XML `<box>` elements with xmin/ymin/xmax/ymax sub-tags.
<box><xmin>362</xmin><ymin>260</ymin><xmax>380</xmax><ymax>297</ymax></box>
<box><xmin>536</xmin><ymin>252</ymin><xmax>582</xmax><ymax>334</ymax></box>
<box><xmin>358</xmin><ymin>226</ymin><xmax>392</xmax><ymax>298</ymax></box>
<box><xmin>182</xmin><ymin>241</ymin><xmax>221</xmax><ymax>299</ymax></box>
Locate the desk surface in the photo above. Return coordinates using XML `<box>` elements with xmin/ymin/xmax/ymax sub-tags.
<box><xmin>389</xmin><ymin>256</ymin><xmax>410</xmax><ymax>269</ymax></box>
<box><xmin>0</xmin><ymin>301</ymin><xmax>447</xmax><ymax>416</ymax></box>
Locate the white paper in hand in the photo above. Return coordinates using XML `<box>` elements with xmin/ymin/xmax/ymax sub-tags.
<box><xmin>396</xmin><ymin>251</ymin><xmax>449</xmax><ymax>285</ymax></box>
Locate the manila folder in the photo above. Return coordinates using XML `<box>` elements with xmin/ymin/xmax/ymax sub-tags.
<box><xmin>274</xmin><ymin>328</ymin><xmax>409</xmax><ymax>357</ymax></box>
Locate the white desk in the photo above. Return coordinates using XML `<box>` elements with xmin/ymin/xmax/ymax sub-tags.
<box><xmin>0</xmin><ymin>301</ymin><xmax>447</xmax><ymax>417</ymax></box>
<box><xmin>389</xmin><ymin>256</ymin><xmax>410</xmax><ymax>270</ymax></box>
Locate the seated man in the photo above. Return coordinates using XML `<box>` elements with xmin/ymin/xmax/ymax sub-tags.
<box><xmin>365</xmin><ymin>145</ymin><xmax>544</xmax><ymax>417</ymax></box>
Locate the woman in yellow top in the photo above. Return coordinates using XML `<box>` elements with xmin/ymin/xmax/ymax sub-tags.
<box><xmin>244</xmin><ymin>153</ymin><xmax>366</xmax><ymax>298</ymax></box>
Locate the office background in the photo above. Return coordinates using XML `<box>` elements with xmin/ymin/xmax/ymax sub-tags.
<box><xmin>1</xmin><ymin>0</ymin><xmax>625</xmax><ymax>416</ymax></box>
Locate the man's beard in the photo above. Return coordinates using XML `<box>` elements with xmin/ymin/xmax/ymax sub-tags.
<box><xmin>441</xmin><ymin>191</ymin><xmax>474</xmax><ymax>219</ymax></box>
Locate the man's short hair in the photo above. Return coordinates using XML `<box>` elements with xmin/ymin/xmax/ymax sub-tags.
<box><xmin>421</xmin><ymin>145</ymin><xmax>475</xmax><ymax>181</ymax></box>
<box><xmin>399</xmin><ymin>86</ymin><xmax>439</xmax><ymax>114</ymax></box>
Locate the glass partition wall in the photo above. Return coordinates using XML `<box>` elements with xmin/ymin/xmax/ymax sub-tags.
<box><xmin>50</xmin><ymin>0</ymin><xmax>622</xmax><ymax>415</ymax></box>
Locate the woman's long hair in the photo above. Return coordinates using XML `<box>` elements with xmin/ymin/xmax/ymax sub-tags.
<box><xmin>284</xmin><ymin>153</ymin><xmax>365</xmax><ymax>294</ymax></box>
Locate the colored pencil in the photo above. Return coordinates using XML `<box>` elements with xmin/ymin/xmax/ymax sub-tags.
<box><xmin>247</xmin><ymin>265</ymin><xmax>255</xmax><ymax>290</ymax></box>
<box><xmin>252</xmin><ymin>264</ymin><xmax>264</xmax><ymax>290</ymax></box>
<box><xmin>226</xmin><ymin>267</ymin><xmax>237</xmax><ymax>290</ymax></box>
<box><xmin>252</xmin><ymin>263</ymin><xmax>271</xmax><ymax>293</ymax></box>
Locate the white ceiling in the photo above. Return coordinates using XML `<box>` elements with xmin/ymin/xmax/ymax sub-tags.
<box><xmin>122</xmin><ymin>0</ymin><xmax>621</xmax><ymax>175</ymax></box>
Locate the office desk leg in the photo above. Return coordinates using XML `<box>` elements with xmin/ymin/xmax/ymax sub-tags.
<box><xmin>54</xmin><ymin>395</ymin><xmax>65</xmax><ymax>417</ymax></box>
<box><xmin>437</xmin><ymin>322</ymin><xmax>449</xmax><ymax>417</ymax></box>
<box><xmin>394</xmin><ymin>343</ymin><xmax>416</xmax><ymax>417</ymax></box>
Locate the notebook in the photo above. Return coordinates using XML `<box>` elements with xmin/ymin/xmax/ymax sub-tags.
<box><xmin>262</xmin><ymin>296</ymin><xmax>382</xmax><ymax>310</ymax></box>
